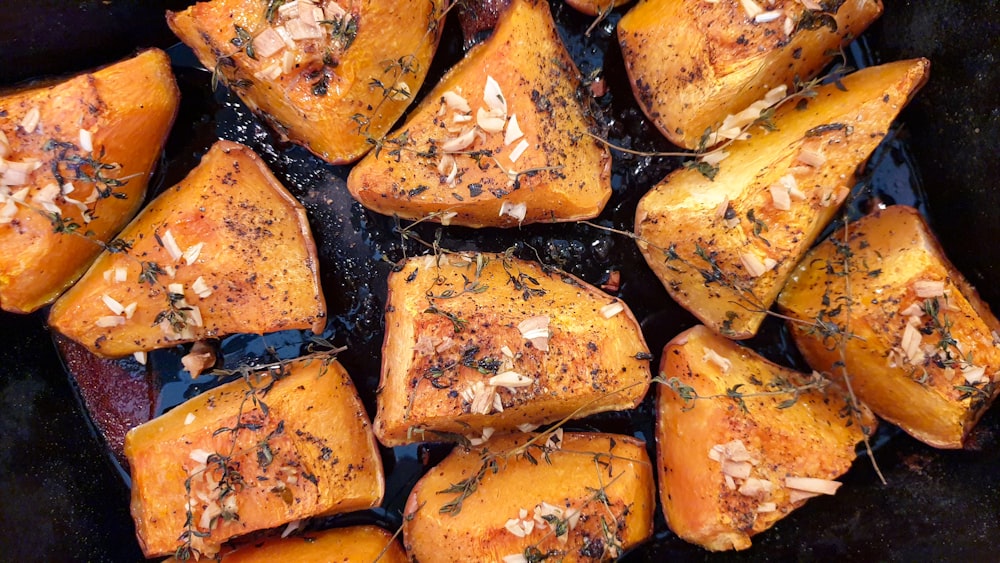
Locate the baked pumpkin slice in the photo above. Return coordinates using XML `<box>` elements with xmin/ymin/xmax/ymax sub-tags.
<box><xmin>346</xmin><ymin>0</ymin><xmax>612</xmax><ymax>228</ymax></box>
<box><xmin>375</xmin><ymin>252</ymin><xmax>650</xmax><ymax>447</ymax></box>
<box><xmin>168</xmin><ymin>0</ymin><xmax>447</xmax><ymax>164</ymax></box>
<box><xmin>634</xmin><ymin>58</ymin><xmax>929</xmax><ymax>339</ymax></box>
<box><xmin>0</xmin><ymin>49</ymin><xmax>179</xmax><ymax>314</ymax></box>
<box><xmin>404</xmin><ymin>432</ymin><xmax>655</xmax><ymax>561</ymax></box>
<box><xmin>126</xmin><ymin>356</ymin><xmax>384</xmax><ymax>559</ymax></box>
<box><xmin>49</xmin><ymin>140</ymin><xmax>326</xmax><ymax>358</ymax></box>
<box><xmin>777</xmin><ymin>205</ymin><xmax>1000</xmax><ymax>449</ymax></box>
<box><xmin>162</xmin><ymin>525</ymin><xmax>406</xmax><ymax>563</ymax></box>
<box><xmin>657</xmin><ymin>325</ymin><xmax>875</xmax><ymax>551</ymax></box>
<box><xmin>194</xmin><ymin>525</ymin><xmax>408</xmax><ymax>562</ymax></box>
<box><xmin>618</xmin><ymin>0</ymin><xmax>883</xmax><ymax>150</ymax></box>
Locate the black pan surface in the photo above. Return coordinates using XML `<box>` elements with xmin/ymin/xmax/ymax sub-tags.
<box><xmin>1</xmin><ymin>1</ymin><xmax>998</xmax><ymax>561</ymax></box>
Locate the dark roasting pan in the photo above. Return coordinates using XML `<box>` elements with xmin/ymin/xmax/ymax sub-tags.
<box><xmin>1</xmin><ymin>0</ymin><xmax>998</xmax><ymax>560</ymax></box>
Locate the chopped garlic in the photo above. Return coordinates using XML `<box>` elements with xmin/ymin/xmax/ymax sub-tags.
<box><xmin>476</xmin><ymin>107</ymin><xmax>506</xmax><ymax>133</ymax></box>
<box><xmin>508</xmin><ymin>139</ymin><xmax>529</xmax><ymax>164</ymax></box>
<box><xmin>20</xmin><ymin>106</ymin><xmax>40</xmax><ymax>133</ymax></box>
<box><xmin>518</xmin><ymin>315</ymin><xmax>550</xmax><ymax>351</ymax></box>
<box><xmin>184</xmin><ymin>412</ymin><xmax>196</xmax><ymax>425</ymax></box>
<box><xmin>442</xmin><ymin>127</ymin><xmax>477</xmax><ymax>152</ymax></box>
<box><xmin>101</xmin><ymin>294</ymin><xmax>125</xmax><ymax>316</ymax></box>
<box><xmin>505</xmin><ymin>114</ymin><xmax>523</xmax><ymax>146</ymax></box>
<box><xmin>913</xmin><ymin>279</ymin><xmax>946</xmax><ymax>298</ymax></box>
<box><xmin>598</xmin><ymin>301</ymin><xmax>624</xmax><ymax>319</ymax></box>
<box><xmin>96</xmin><ymin>315</ymin><xmax>125</xmax><ymax>328</ymax></box>
<box><xmin>133</xmin><ymin>351</ymin><xmax>147</xmax><ymax>365</ymax></box>
<box><xmin>489</xmin><ymin>371</ymin><xmax>534</xmax><ymax>389</ymax></box>
<box><xmin>183</xmin><ymin>242</ymin><xmax>204</xmax><ymax>265</ymax></box>
<box><xmin>702</xmin><ymin>347</ymin><xmax>732</xmax><ymax>373</ymax></box>
<box><xmin>483</xmin><ymin>75</ymin><xmax>507</xmax><ymax>115</ymax></box>
<box><xmin>498</xmin><ymin>201</ymin><xmax>527</xmax><ymax>223</ymax></box>
<box><xmin>160</xmin><ymin>229</ymin><xmax>183</xmax><ymax>262</ymax></box>
<box><xmin>79</xmin><ymin>129</ymin><xmax>94</xmax><ymax>153</ymax></box>
<box><xmin>785</xmin><ymin>476</ymin><xmax>842</xmax><ymax>497</ymax></box>
<box><xmin>442</xmin><ymin>90</ymin><xmax>471</xmax><ymax>113</ymax></box>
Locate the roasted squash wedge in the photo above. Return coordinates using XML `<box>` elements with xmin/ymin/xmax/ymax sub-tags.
<box><xmin>634</xmin><ymin>58</ymin><xmax>929</xmax><ymax>339</ymax></box>
<box><xmin>126</xmin><ymin>356</ymin><xmax>384</xmax><ymax>558</ymax></box>
<box><xmin>657</xmin><ymin>325</ymin><xmax>875</xmax><ymax>551</ymax></box>
<box><xmin>403</xmin><ymin>431</ymin><xmax>655</xmax><ymax>561</ymax></box>
<box><xmin>168</xmin><ymin>0</ymin><xmax>447</xmax><ymax>164</ymax></box>
<box><xmin>163</xmin><ymin>525</ymin><xmax>407</xmax><ymax>562</ymax></box>
<box><xmin>375</xmin><ymin>252</ymin><xmax>651</xmax><ymax>447</ymax></box>
<box><xmin>0</xmin><ymin>49</ymin><xmax>178</xmax><ymax>313</ymax></box>
<box><xmin>346</xmin><ymin>0</ymin><xmax>612</xmax><ymax>228</ymax></box>
<box><xmin>48</xmin><ymin>140</ymin><xmax>326</xmax><ymax>358</ymax></box>
<box><xmin>777</xmin><ymin>206</ymin><xmax>1000</xmax><ymax>449</ymax></box>
<box><xmin>618</xmin><ymin>0</ymin><xmax>883</xmax><ymax>150</ymax></box>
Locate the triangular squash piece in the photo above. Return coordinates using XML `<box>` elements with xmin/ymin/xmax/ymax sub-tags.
<box><xmin>347</xmin><ymin>0</ymin><xmax>611</xmax><ymax>228</ymax></box>
<box><xmin>49</xmin><ymin>140</ymin><xmax>326</xmax><ymax>358</ymax></box>
<box><xmin>657</xmin><ymin>325</ymin><xmax>874</xmax><ymax>551</ymax></box>
<box><xmin>0</xmin><ymin>49</ymin><xmax>179</xmax><ymax>313</ymax></box>
<box><xmin>778</xmin><ymin>205</ymin><xmax>1000</xmax><ymax>448</ymax></box>
<box><xmin>635</xmin><ymin>58</ymin><xmax>929</xmax><ymax>339</ymax></box>
<box><xmin>126</xmin><ymin>357</ymin><xmax>383</xmax><ymax>558</ymax></box>
<box><xmin>617</xmin><ymin>0</ymin><xmax>882</xmax><ymax>150</ymax></box>
<box><xmin>168</xmin><ymin>0</ymin><xmax>447</xmax><ymax>164</ymax></box>
<box><xmin>375</xmin><ymin>252</ymin><xmax>650</xmax><ymax>447</ymax></box>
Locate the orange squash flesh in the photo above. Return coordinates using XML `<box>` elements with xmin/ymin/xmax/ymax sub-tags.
<box><xmin>403</xmin><ymin>432</ymin><xmax>655</xmax><ymax>561</ymax></box>
<box><xmin>162</xmin><ymin>525</ymin><xmax>407</xmax><ymax>563</ymax></box>
<box><xmin>48</xmin><ymin>140</ymin><xmax>326</xmax><ymax>358</ymax></box>
<box><xmin>126</xmin><ymin>357</ymin><xmax>384</xmax><ymax>558</ymax></box>
<box><xmin>656</xmin><ymin>325</ymin><xmax>875</xmax><ymax>551</ymax></box>
<box><xmin>168</xmin><ymin>0</ymin><xmax>446</xmax><ymax>164</ymax></box>
<box><xmin>0</xmin><ymin>49</ymin><xmax>179</xmax><ymax>313</ymax></box>
<box><xmin>347</xmin><ymin>0</ymin><xmax>612</xmax><ymax>228</ymax></box>
<box><xmin>777</xmin><ymin>206</ymin><xmax>1000</xmax><ymax>448</ymax></box>
<box><xmin>618</xmin><ymin>0</ymin><xmax>883</xmax><ymax>150</ymax></box>
<box><xmin>565</xmin><ymin>0</ymin><xmax>633</xmax><ymax>17</ymax></box>
<box><xmin>634</xmin><ymin>59</ymin><xmax>929</xmax><ymax>339</ymax></box>
<box><xmin>375</xmin><ymin>253</ymin><xmax>651</xmax><ymax>447</ymax></box>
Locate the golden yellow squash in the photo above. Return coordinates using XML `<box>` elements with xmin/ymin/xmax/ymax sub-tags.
<box><xmin>403</xmin><ymin>431</ymin><xmax>655</xmax><ymax>561</ymax></box>
<box><xmin>618</xmin><ymin>0</ymin><xmax>883</xmax><ymax>149</ymax></box>
<box><xmin>657</xmin><ymin>325</ymin><xmax>875</xmax><ymax>551</ymax></box>
<box><xmin>168</xmin><ymin>0</ymin><xmax>447</xmax><ymax>164</ymax></box>
<box><xmin>375</xmin><ymin>252</ymin><xmax>651</xmax><ymax>447</ymax></box>
<box><xmin>777</xmin><ymin>205</ymin><xmax>1000</xmax><ymax>448</ymax></box>
<box><xmin>162</xmin><ymin>524</ymin><xmax>407</xmax><ymax>562</ymax></box>
<box><xmin>0</xmin><ymin>49</ymin><xmax>179</xmax><ymax>313</ymax></box>
<box><xmin>347</xmin><ymin>0</ymin><xmax>612</xmax><ymax>228</ymax></box>
<box><xmin>635</xmin><ymin>58</ymin><xmax>929</xmax><ymax>339</ymax></box>
<box><xmin>49</xmin><ymin>140</ymin><xmax>326</xmax><ymax>357</ymax></box>
<box><xmin>126</xmin><ymin>357</ymin><xmax>384</xmax><ymax>558</ymax></box>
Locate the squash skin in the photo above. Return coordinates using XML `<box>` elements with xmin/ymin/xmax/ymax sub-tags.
<box><xmin>0</xmin><ymin>49</ymin><xmax>179</xmax><ymax>314</ymax></box>
<box><xmin>656</xmin><ymin>325</ymin><xmax>874</xmax><ymax>551</ymax></box>
<box><xmin>162</xmin><ymin>525</ymin><xmax>407</xmax><ymax>562</ymax></box>
<box><xmin>346</xmin><ymin>0</ymin><xmax>612</xmax><ymax>228</ymax></box>
<box><xmin>403</xmin><ymin>432</ymin><xmax>655</xmax><ymax>562</ymax></box>
<box><xmin>125</xmin><ymin>357</ymin><xmax>385</xmax><ymax>558</ymax></box>
<box><xmin>48</xmin><ymin>140</ymin><xmax>326</xmax><ymax>358</ymax></box>
<box><xmin>375</xmin><ymin>253</ymin><xmax>651</xmax><ymax>447</ymax></box>
<box><xmin>167</xmin><ymin>0</ymin><xmax>446</xmax><ymax>165</ymax></box>
<box><xmin>618</xmin><ymin>0</ymin><xmax>883</xmax><ymax>150</ymax></box>
<box><xmin>634</xmin><ymin>59</ymin><xmax>929</xmax><ymax>339</ymax></box>
<box><xmin>777</xmin><ymin>206</ymin><xmax>1000</xmax><ymax>449</ymax></box>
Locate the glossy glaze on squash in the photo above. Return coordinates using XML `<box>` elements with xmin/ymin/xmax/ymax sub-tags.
<box><xmin>375</xmin><ymin>252</ymin><xmax>650</xmax><ymax>447</ymax></box>
<box><xmin>657</xmin><ymin>325</ymin><xmax>874</xmax><ymax>551</ymax></box>
<box><xmin>0</xmin><ymin>49</ymin><xmax>179</xmax><ymax>313</ymax></box>
<box><xmin>635</xmin><ymin>59</ymin><xmax>929</xmax><ymax>339</ymax></box>
<box><xmin>777</xmin><ymin>205</ymin><xmax>1000</xmax><ymax>448</ymax></box>
<box><xmin>404</xmin><ymin>432</ymin><xmax>655</xmax><ymax>561</ymax></box>
<box><xmin>126</xmin><ymin>357</ymin><xmax>384</xmax><ymax>558</ymax></box>
<box><xmin>618</xmin><ymin>0</ymin><xmax>882</xmax><ymax>149</ymax></box>
<box><xmin>347</xmin><ymin>0</ymin><xmax>612</xmax><ymax>228</ymax></box>
<box><xmin>49</xmin><ymin>140</ymin><xmax>326</xmax><ymax>357</ymax></box>
<box><xmin>168</xmin><ymin>0</ymin><xmax>447</xmax><ymax>164</ymax></box>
